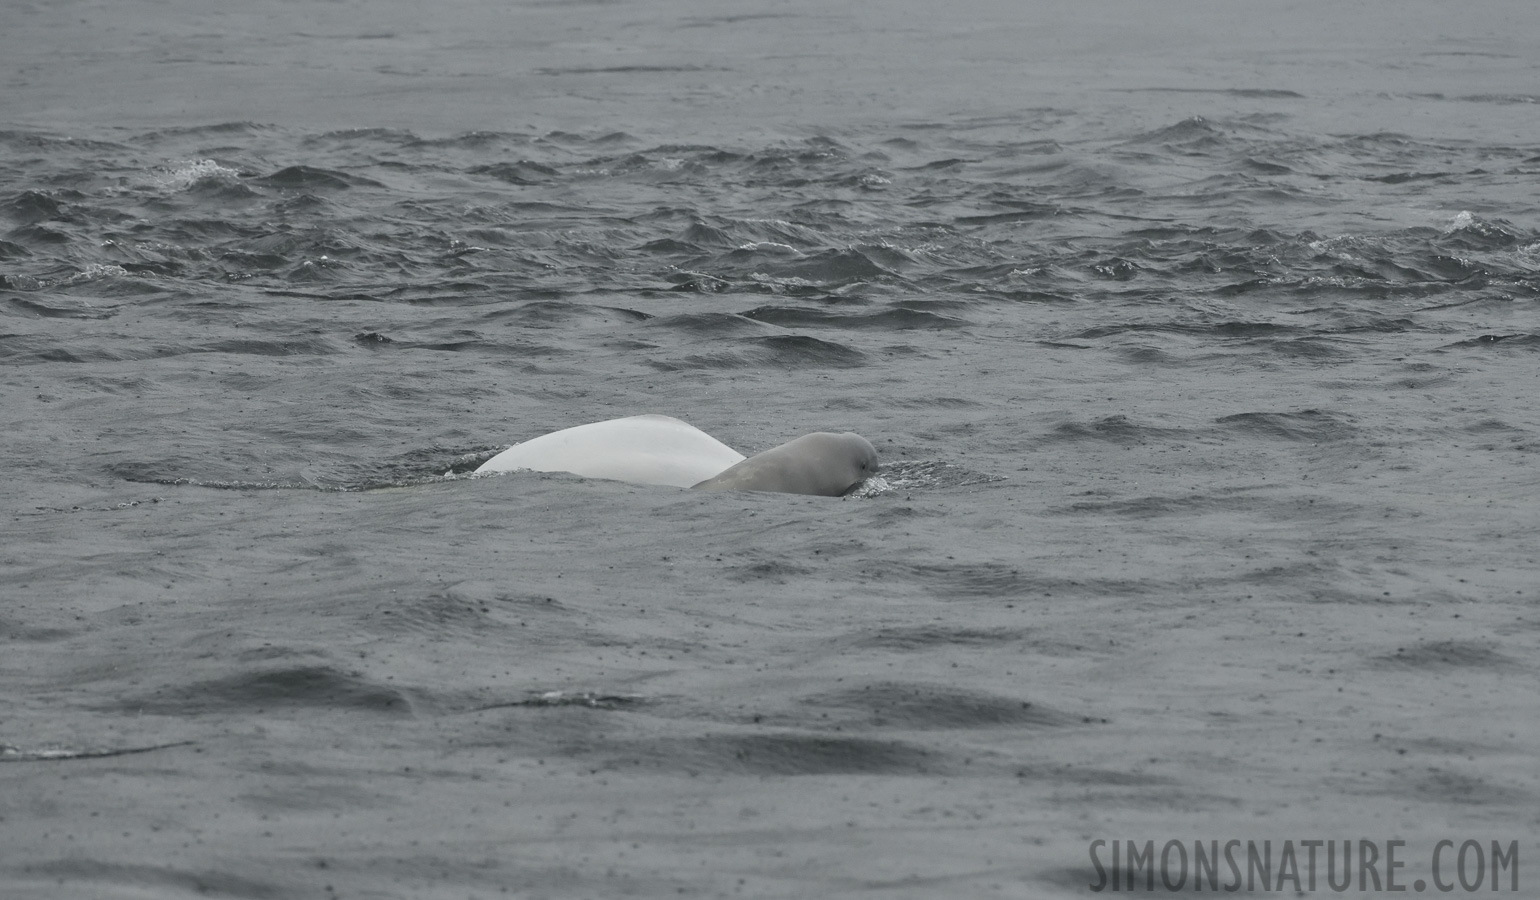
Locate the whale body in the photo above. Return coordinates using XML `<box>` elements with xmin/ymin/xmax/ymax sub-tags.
<box><xmin>475</xmin><ymin>415</ymin><xmax>877</xmax><ymax>496</ymax></box>
<box><xmin>475</xmin><ymin>415</ymin><xmax>745</xmax><ymax>488</ymax></box>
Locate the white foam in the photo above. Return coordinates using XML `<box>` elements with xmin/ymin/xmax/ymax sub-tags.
<box><xmin>1446</xmin><ymin>210</ymin><xmax>1476</xmax><ymax>232</ymax></box>
<box><xmin>59</xmin><ymin>264</ymin><xmax>128</xmax><ymax>285</ymax></box>
<box><xmin>156</xmin><ymin>159</ymin><xmax>241</xmax><ymax>191</ymax></box>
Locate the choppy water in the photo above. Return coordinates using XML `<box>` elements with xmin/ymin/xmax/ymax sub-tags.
<box><xmin>4</xmin><ymin>2</ymin><xmax>1539</xmax><ymax>898</ymax></box>
<box><xmin>6</xmin><ymin>116</ymin><xmax>1537</xmax><ymax>489</ymax></box>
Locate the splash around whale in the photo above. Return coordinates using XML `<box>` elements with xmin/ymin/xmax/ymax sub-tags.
<box><xmin>475</xmin><ymin>415</ymin><xmax>878</xmax><ymax>496</ymax></box>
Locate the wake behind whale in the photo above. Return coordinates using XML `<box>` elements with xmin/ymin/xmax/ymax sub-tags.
<box><xmin>476</xmin><ymin>415</ymin><xmax>878</xmax><ymax>496</ymax></box>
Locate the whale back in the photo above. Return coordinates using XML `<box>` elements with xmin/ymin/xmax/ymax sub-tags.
<box><xmin>475</xmin><ymin>414</ymin><xmax>745</xmax><ymax>488</ymax></box>
<box><xmin>691</xmin><ymin>432</ymin><xmax>878</xmax><ymax>496</ymax></box>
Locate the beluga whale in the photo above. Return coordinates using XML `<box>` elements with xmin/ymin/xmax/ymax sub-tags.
<box><xmin>475</xmin><ymin>415</ymin><xmax>878</xmax><ymax>496</ymax></box>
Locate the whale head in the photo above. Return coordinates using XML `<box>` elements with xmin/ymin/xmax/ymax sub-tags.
<box><xmin>692</xmin><ymin>431</ymin><xmax>879</xmax><ymax>496</ymax></box>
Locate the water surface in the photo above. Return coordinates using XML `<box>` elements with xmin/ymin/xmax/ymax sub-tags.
<box><xmin>3</xmin><ymin>1</ymin><xmax>1538</xmax><ymax>897</ymax></box>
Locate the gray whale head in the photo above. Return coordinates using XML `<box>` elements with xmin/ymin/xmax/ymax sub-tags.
<box><xmin>691</xmin><ymin>431</ymin><xmax>879</xmax><ymax>496</ymax></box>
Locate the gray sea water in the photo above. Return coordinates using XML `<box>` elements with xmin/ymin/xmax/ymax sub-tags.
<box><xmin>3</xmin><ymin>1</ymin><xmax>1538</xmax><ymax>898</ymax></box>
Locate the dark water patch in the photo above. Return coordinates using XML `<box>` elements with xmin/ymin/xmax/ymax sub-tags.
<box><xmin>892</xmin><ymin>296</ymin><xmax>974</xmax><ymax>314</ymax></box>
<box><xmin>1044</xmin><ymin>415</ymin><xmax>1182</xmax><ymax>446</ymax></box>
<box><xmin>126</xmin><ymin>665</ymin><xmax>414</xmax><ymax>715</ymax></box>
<box><xmin>442</xmin><ymin>449</ymin><xmax>500</xmax><ymax>475</ymax></box>
<box><xmin>483</xmin><ymin>300</ymin><xmax>650</xmax><ymax>329</ymax></box>
<box><xmin>1</xmin><ymin>189</ymin><xmax>69</xmax><ymax>224</ymax></box>
<box><xmin>0</xmin><ymin>129</ymin><xmax>130</xmax><ymax>153</ymax></box>
<box><xmin>255</xmin><ymin>165</ymin><xmax>383</xmax><ymax>190</ymax></box>
<box><xmin>1391</xmin><ymin>369</ymin><xmax>1453</xmax><ymax>389</ymax></box>
<box><xmin>661</xmin><ymin>731</ymin><xmax>940</xmax><ymax>776</ymax></box>
<box><xmin>536</xmin><ymin>65</ymin><xmax>711</xmax><ymax>76</ymax></box>
<box><xmin>1414</xmin><ymin>253</ymin><xmax>1489</xmax><ymax>281</ymax></box>
<box><xmin>1461</xmin><ymin>418</ymin><xmax>1527</xmax><ymax>436</ymax></box>
<box><xmin>1059</xmin><ymin>494</ymin><xmax>1222</xmax><ymax>518</ymax></box>
<box><xmin>890</xmin><ymin>396</ymin><xmax>983</xmax><ymax>409</ymax></box>
<box><xmin>407</xmin><ymin>129</ymin><xmax>535</xmax><ymax>150</ymax></box>
<box><xmin>61</xmin><ymin>274</ymin><xmax>165</xmax><ymax>301</ymax></box>
<box><xmin>1442</xmin><ymin>333</ymin><xmax>1540</xmax><ymax>349</ymax></box>
<box><xmin>269</xmin><ymin>195</ymin><xmax>333</xmax><ymax>220</ymax></box>
<box><xmin>0</xmin><ymin>618</ymin><xmax>77</xmax><ymax>643</ymax></box>
<box><xmin>1071</xmin><ymin>320</ymin><xmax>1304</xmax><ymax>341</ymax></box>
<box><xmin>5</xmin><ymin>222</ymin><xmax>75</xmax><ymax>245</ymax></box>
<box><xmin>848</xmin><ymin>242</ymin><xmax>916</xmax><ymax>271</ymax></box>
<box><xmin>743</xmin><ymin>304</ymin><xmax>965</xmax><ymax>330</ymax></box>
<box><xmin>107</xmin><ymin>459</ymin><xmax>311</xmax><ymax>490</ymax></box>
<box><xmin>894</xmin><ymin>563</ymin><xmax>1142</xmax><ymax>602</ymax></box>
<box><xmin>955</xmin><ymin>204</ymin><xmax>1061</xmax><ymax>226</ymax></box>
<box><xmin>335</xmin><ymin>444</ymin><xmax>501</xmax><ymax>485</ymax></box>
<box><xmin>644</xmin><ymin>143</ymin><xmax>747</xmax><ymax>162</ymax></box>
<box><xmin>729</xmin><ymin>559</ymin><xmax>816</xmax><ymax>583</ymax></box>
<box><xmin>1409</xmin><ymin>768</ymin><xmax>1524</xmax><ymax>806</ymax></box>
<box><xmin>1213</xmin><ymin>409</ymin><xmax>1354</xmax><ymax>443</ymax></box>
<box><xmin>678</xmin><ymin>334</ymin><xmax>867</xmax><ymax>369</ymax></box>
<box><xmin>677</xmin><ymin>221</ymin><xmax>737</xmax><ymax>248</ymax></box>
<box><xmin>1373</xmin><ymin>640</ymin><xmax>1516</xmax><ymax>670</ymax></box>
<box><xmin>467</xmin><ymin>160</ymin><xmax>562</xmax><ymax>185</ymax></box>
<box><xmin>238</xmin><ymin>779</ymin><xmax>389</xmax><ymax>815</ymax></box>
<box><xmin>803</xmin><ymin>682</ymin><xmax>1080</xmax><ymax>729</ymax></box>
<box><xmin>31</xmin><ymin>496</ymin><xmax>169</xmax><ymax>516</ymax></box>
<box><xmin>353</xmin><ymin>330</ymin><xmax>394</xmax><ymax>347</ymax></box>
<box><xmin>680</xmin><ymin>12</ymin><xmax>795</xmax><ymax>27</ymax></box>
<box><xmin>0</xmin><ymin>334</ymin><xmax>124</xmax><ymax>364</ymax></box>
<box><xmin>1456</xmin><ymin>93</ymin><xmax>1540</xmax><ymax>105</ymax></box>
<box><xmin>895</xmin><ymin>560</ymin><xmax>1039</xmax><ymax>597</ymax></box>
<box><xmin>1115</xmin><ymin>345</ymin><xmax>1188</xmax><ymax>366</ymax></box>
<box><xmin>1364</xmin><ymin>170</ymin><xmax>1454</xmax><ymax>184</ymax></box>
<box><xmin>754</xmin><ymin>248</ymin><xmax>897</xmax><ymax>285</ymax></box>
<box><xmin>371</xmin><ymin>591</ymin><xmax>507</xmax><ymax>641</ymax></box>
<box><xmin>1317</xmin><ymin>315</ymin><xmax>1417</xmax><ymax>335</ymax></box>
<box><xmin>0</xmin><ymin>740</ymin><xmax>193</xmax><ymax>762</ymax></box>
<box><xmin>1127</xmin><ymin>87</ymin><xmax>1305</xmax><ymax>99</ymax></box>
<box><xmin>1209</xmin><ymin>275</ymin><xmax>1282</xmax><ymax>301</ymax></box>
<box><xmin>196</xmin><ymin>337</ymin><xmax>343</xmax><ymax>357</ymax></box>
<box><xmin>663</xmin><ymin>271</ymin><xmax>734</xmax><ymax>293</ymax></box>
<box><xmin>645</xmin><ymin>311</ymin><xmax>767</xmax><ymax>335</ymax></box>
<box><xmin>1263</xmin><ymin>336</ymin><xmax>1352</xmax><ymax>360</ymax></box>
<box><xmin>908</xmin><ymin>157</ymin><xmax>972</xmax><ymax>171</ymax></box>
<box><xmin>1328</xmin><ymin>257</ymin><xmax>1445</xmax><ymax>284</ymax></box>
<box><xmin>1436</xmin><ymin>214</ymin><xmax>1522</xmax><ymax>251</ymax></box>
<box><xmin>476</xmin><ymin>691</ymin><xmax>644</xmax><ymax>712</ymax></box>
<box><xmin>1242</xmin><ymin>157</ymin><xmax>1294</xmax><ymax>175</ymax></box>
<box><xmin>398</xmin><ymin>335</ymin><xmax>565</xmax><ymax>358</ymax></box>
<box><xmin>363</xmin><ymin>283</ymin><xmax>542</xmax><ymax>307</ymax></box>
<box><xmin>15</xmin><ymin>860</ymin><xmax>284</xmax><ymax>899</ymax></box>
<box><xmin>228</xmin><ymin>229</ymin><xmax>309</xmax><ymax>260</ymax></box>
<box><xmin>636</xmin><ymin>237</ymin><xmax>702</xmax><ymax>254</ymax></box>
<box><xmin>693</xmin><ymin>216</ymin><xmax>827</xmax><ymax>251</ymax></box>
<box><xmin>7</xmin><ymin>297</ymin><xmax>116</xmax><ymax>319</ymax></box>
<box><xmin>1056</xmin><ymin>493</ymin><xmax>1353</xmax><ymax>524</ymax></box>
<box><xmin>130</xmin><ymin>122</ymin><xmax>270</xmax><ymax>143</ymax></box>
<box><xmin>1121</xmin><ymin>116</ymin><xmax>1231</xmax><ymax>152</ymax></box>
<box><xmin>847</xmin><ymin>625</ymin><xmax>1032</xmax><ymax>650</ymax></box>
<box><xmin>924</xmin><ymin>262</ymin><xmax>1057</xmax><ymax>291</ymax></box>
<box><xmin>185</xmin><ymin>176</ymin><xmax>264</xmax><ymax>202</ymax></box>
